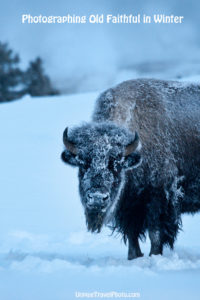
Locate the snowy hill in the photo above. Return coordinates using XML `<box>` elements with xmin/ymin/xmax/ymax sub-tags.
<box><xmin>0</xmin><ymin>88</ymin><xmax>200</xmax><ymax>300</ymax></box>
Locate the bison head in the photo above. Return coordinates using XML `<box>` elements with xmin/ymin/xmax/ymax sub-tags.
<box><xmin>61</xmin><ymin>123</ymin><xmax>142</xmax><ymax>232</ymax></box>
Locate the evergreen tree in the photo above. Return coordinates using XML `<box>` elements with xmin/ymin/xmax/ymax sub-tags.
<box><xmin>0</xmin><ymin>42</ymin><xmax>24</xmax><ymax>102</ymax></box>
<box><xmin>24</xmin><ymin>57</ymin><xmax>59</xmax><ymax>97</ymax></box>
<box><xmin>0</xmin><ymin>42</ymin><xmax>59</xmax><ymax>102</ymax></box>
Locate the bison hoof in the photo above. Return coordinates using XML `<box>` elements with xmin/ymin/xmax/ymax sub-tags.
<box><xmin>149</xmin><ymin>250</ymin><xmax>162</xmax><ymax>256</ymax></box>
<box><xmin>128</xmin><ymin>253</ymin><xmax>144</xmax><ymax>260</ymax></box>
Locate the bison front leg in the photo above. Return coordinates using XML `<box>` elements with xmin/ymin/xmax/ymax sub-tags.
<box><xmin>149</xmin><ymin>230</ymin><xmax>163</xmax><ymax>256</ymax></box>
<box><xmin>127</xmin><ymin>235</ymin><xmax>144</xmax><ymax>260</ymax></box>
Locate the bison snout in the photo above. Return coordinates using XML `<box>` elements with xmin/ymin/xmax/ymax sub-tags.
<box><xmin>86</xmin><ymin>192</ymin><xmax>110</xmax><ymax>210</ymax></box>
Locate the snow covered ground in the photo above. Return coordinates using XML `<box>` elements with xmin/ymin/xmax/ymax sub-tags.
<box><xmin>0</xmin><ymin>81</ymin><xmax>200</xmax><ymax>300</ymax></box>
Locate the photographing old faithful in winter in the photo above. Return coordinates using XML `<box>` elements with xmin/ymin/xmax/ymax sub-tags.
<box><xmin>1</xmin><ymin>0</ymin><xmax>200</xmax><ymax>299</ymax></box>
<box><xmin>62</xmin><ymin>79</ymin><xmax>200</xmax><ymax>260</ymax></box>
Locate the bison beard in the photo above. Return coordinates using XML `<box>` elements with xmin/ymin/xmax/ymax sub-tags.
<box><xmin>61</xmin><ymin>78</ymin><xmax>200</xmax><ymax>260</ymax></box>
<box><xmin>85</xmin><ymin>209</ymin><xmax>105</xmax><ymax>233</ymax></box>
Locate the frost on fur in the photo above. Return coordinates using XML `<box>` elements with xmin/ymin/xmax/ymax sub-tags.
<box><xmin>62</xmin><ymin>78</ymin><xmax>200</xmax><ymax>259</ymax></box>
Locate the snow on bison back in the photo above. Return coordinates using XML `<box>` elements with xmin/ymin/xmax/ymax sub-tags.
<box><xmin>61</xmin><ymin>78</ymin><xmax>200</xmax><ymax>260</ymax></box>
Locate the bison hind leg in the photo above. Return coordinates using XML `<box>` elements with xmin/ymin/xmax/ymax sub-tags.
<box><xmin>149</xmin><ymin>218</ymin><xmax>181</xmax><ymax>256</ymax></box>
<box><xmin>149</xmin><ymin>230</ymin><xmax>163</xmax><ymax>256</ymax></box>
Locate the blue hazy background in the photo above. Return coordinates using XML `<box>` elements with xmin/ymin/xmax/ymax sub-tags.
<box><xmin>0</xmin><ymin>0</ymin><xmax>200</xmax><ymax>93</ymax></box>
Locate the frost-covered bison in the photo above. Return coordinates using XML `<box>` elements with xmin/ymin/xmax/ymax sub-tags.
<box><xmin>61</xmin><ymin>79</ymin><xmax>200</xmax><ymax>260</ymax></box>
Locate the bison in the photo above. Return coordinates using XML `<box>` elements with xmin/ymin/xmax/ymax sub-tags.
<box><xmin>61</xmin><ymin>79</ymin><xmax>200</xmax><ymax>260</ymax></box>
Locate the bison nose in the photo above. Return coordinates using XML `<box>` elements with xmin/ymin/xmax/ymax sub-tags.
<box><xmin>86</xmin><ymin>192</ymin><xmax>110</xmax><ymax>210</ymax></box>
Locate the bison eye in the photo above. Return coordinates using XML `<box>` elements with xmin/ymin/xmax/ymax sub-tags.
<box><xmin>76</xmin><ymin>156</ymin><xmax>91</xmax><ymax>168</ymax></box>
<box><xmin>76</xmin><ymin>156</ymin><xmax>85</xmax><ymax>166</ymax></box>
<box><xmin>108</xmin><ymin>155</ymin><xmax>123</xmax><ymax>171</ymax></box>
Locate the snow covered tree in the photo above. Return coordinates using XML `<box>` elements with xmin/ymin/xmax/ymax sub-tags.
<box><xmin>0</xmin><ymin>42</ymin><xmax>24</xmax><ymax>102</ymax></box>
<box><xmin>24</xmin><ymin>57</ymin><xmax>59</xmax><ymax>97</ymax></box>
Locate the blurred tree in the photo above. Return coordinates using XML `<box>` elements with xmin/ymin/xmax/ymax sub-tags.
<box><xmin>0</xmin><ymin>42</ymin><xmax>59</xmax><ymax>102</ymax></box>
<box><xmin>0</xmin><ymin>42</ymin><xmax>24</xmax><ymax>102</ymax></box>
<box><xmin>24</xmin><ymin>57</ymin><xmax>59</xmax><ymax>97</ymax></box>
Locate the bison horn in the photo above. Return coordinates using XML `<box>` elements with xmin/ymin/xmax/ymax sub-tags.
<box><xmin>63</xmin><ymin>127</ymin><xmax>77</xmax><ymax>155</ymax></box>
<box><xmin>125</xmin><ymin>132</ymin><xmax>140</xmax><ymax>156</ymax></box>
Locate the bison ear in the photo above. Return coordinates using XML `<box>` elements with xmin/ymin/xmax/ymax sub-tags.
<box><xmin>63</xmin><ymin>127</ymin><xmax>77</xmax><ymax>155</ymax></box>
<box><xmin>61</xmin><ymin>150</ymin><xmax>78</xmax><ymax>167</ymax></box>
<box><xmin>124</xmin><ymin>132</ymin><xmax>142</xmax><ymax>169</ymax></box>
<box><xmin>124</xmin><ymin>152</ymin><xmax>142</xmax><ymax>170</ymax></box>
